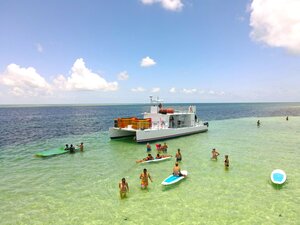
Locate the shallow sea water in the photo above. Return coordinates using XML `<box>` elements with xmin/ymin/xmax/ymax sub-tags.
<box><xmin>0</xmin><ymin>116</ymin><xmax>299</xmax><ymax>224</ymax></box>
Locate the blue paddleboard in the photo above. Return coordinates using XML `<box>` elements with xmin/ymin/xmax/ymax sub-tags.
<box><xmin>161</xmin><ymin>170</ymin><xmax>188</xmax><ymax>185</ymax></box>
<box><xmin>271</xmin><ymin>169</ymin><xmax>286</xmax><ymax>184</ymax></box>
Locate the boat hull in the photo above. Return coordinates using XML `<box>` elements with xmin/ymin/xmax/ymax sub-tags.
<box><xmin>109</xmin><ymin>127</ymin><xmax>136</xmax><ymax>139</ymax></box>
<box><xmin>109</xmin><ymin>125</ymin><xmax>208</xmax><ymax>142</ymax></box>
<box><xmin>136</xmin><ymin>125</ymin><xmax>207</xmax><ymax>142</ymax></box>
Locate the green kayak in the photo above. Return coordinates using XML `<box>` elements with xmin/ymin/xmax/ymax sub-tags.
<box><xmin>35</xmin><ymin>147</ymin><xmax>68</xmax><ymax>157</ymax></box>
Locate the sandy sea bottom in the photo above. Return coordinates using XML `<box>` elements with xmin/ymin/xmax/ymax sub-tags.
<box><xmin>0</xmin><ymin>116</ymin><xmax>299</xmax><ymax>224</ymax></box>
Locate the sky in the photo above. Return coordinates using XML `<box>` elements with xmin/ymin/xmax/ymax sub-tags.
<box><xmin>0</xmin><ymin>0</ymin><xmax>299</xmax><ymax>104</ymax></box>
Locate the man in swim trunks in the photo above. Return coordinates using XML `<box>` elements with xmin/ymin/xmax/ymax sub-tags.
<box><xmin>77</xmin><ymin>142</ymin><xmax>84</xmax><ymax>152</ymax></box>
<box><xmin>64</xmin><ymin>144</ymin><xmax>69</xmax><ymax>151</ymax></box>
<box><xmin>162</xmin><ymin>142</ymin><xmax>168</xmax><ymax>153</ymax></box>
<box><xmin>135</xmin><ymin>154</ymin><xmax>154</xmax><ymax>163</ymax></box>
<box><xmin>175</xmin><ymin>149</ymin><xmax>182</xmax><ymax>162</ymax></box>
<box><xmin>173</xmin><ymin>162</ymin><xmax>183</xmax><ymax>176</ymax></box>
<box><xmin>140</xmin><ymin>168</ymin><xmax>152</xmax><ymax>189</ymax></box>
<box><xmin>224</xmin><ymin>155</ymin><xmax>229</xmax><ymax>168</ymax></box>
<box><xmin>146</xmin><ymin>143</ymin><xmax>151</xmax><ymax>152</ymax></box>
<box><xmin>156</xmin><ymin>153</ymin><xmax>162</xmax><ymax>159</ymax></box>
<box><xmin>211</xmin><ymin>148</ymin><xmax>220</xmax><ymax>160</ymax></box>
<box><xmin>119</xmin><ymin>178</ymin><xmax>129</xmax><ymax>198</ymax></box>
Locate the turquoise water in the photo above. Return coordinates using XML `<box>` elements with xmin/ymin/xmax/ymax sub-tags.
<box><xmin>0</xmin><ymin>116</ymin><xmax>299</xmax><ymax>224</ymax></box>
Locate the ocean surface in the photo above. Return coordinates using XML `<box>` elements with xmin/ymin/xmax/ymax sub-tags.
<box><xmin>0</xmin><ymin>103</ymin><xmax>299</xmax><ymax>224</ymax></box>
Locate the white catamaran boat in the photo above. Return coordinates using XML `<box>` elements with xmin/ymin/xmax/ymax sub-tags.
<box><xmin>109</xmin><ymin>96</ymin><xmax>208</xmax><ymax>142</ymax></box>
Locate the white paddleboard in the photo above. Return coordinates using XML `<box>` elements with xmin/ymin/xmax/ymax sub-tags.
<box><xmin>271</xmin><ymin>169</ymin><xmax>286</xmax><ymax>184</ymax></box>
<box><xmin>141</xmin><ymin>156</ymin><xmax>172</xmax><ymax>164</ymax></box>
<box><xmin>161</xmin><ymin>170</ymin><xmax>188</xmax><ymax>186</ymax></box>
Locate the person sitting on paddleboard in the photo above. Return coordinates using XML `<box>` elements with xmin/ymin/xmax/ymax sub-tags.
<box><xmin>173</xmin><ymin>162</ymin><xmax>183</xmax><ymax>176</ymax></box>
<box><xmin>145</xmin><ymin>154</ymin><xmax>154</xmax><ymax>161</ymax></box>
<box><xmin>119</xmin><ymin>178</ymin><xmax>129</xmax><ymax>198</ymax></box>
<box><xmin>175</xmin><ymin>149</ymin><xmax>182</xmax><ymax>162</ymax></box>
<box><xmin>140</xmin><ymin>168</ymin><xmax>152</xmax><ymax>189</ymax></box>
<box><xmin>136</xmin><ymin>154</ymin><xmax>154</xmax><ymax>163</ymax></box>
<box><xmin>156</xmin><ymin>153</ymin><xmax>162</xmax><ymax>159</ymax></box>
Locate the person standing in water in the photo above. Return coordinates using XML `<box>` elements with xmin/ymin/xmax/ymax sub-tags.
<box><xmin>69</xmin><ymin>144</ymin><xmax>75</xmax><ymax>153</ymax></box>
<box><xmin>211</xmin><ymin>148</ymin><xmax>220</xmax><ymax>160</ymax></box>
<box><xmin>286</xmin><ymin>116</ymin><xmax>289</xmax><ymax>121</ymax></box>
<box><xmin>140</xmin><ymin>168</ymin><xmax>152</xmax><ymax>189</ymax></box>
<box><xmin>119</xmin><ymin>178</ymin><xmax>129</xmax><ymax>198</ymax></box>
<box><xmin>146</xmin><ymin>143</ymin><xmax>151</xmax><ymax>152</ymax></box>
<box><xmin>175</xmin><ymin>149</ymin><xmax>182</xmax><ymax>162</ymax></box>
<box><xmin>224</xmin><ymin>155</ymin><xmax>229</xmax><ymax>168</ymax></box>
<box><xmin>257</xmin><ymin>120</ymin><xmax>260</xmax><ymax>127</ymax></box>
<box><xmin>77</xmin><ymin>142</ymin><xmax>84</xmax><ymax>152</ymax></box>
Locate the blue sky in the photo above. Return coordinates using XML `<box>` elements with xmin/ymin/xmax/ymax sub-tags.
<box><xmin>0</xmin><ymin>0</ymin><xmax>299</xmax><ymax>104</ymax></box>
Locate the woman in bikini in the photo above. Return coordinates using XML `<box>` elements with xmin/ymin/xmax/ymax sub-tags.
<box><xmin>119</xmin><ymin>178</ymin><xmax>129</xmax><ymax>198</ymax></box>
<box><xmin>140</xmin><ymin>168</ymin><xmax>152</xmax><ymax>189</ymax></box>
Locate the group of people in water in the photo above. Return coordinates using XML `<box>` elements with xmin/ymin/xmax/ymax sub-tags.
<box><xmin>64</xmin><ymin>142</ymin><xmax>84</xmax><ymax>153</ymax></box>
<box><xmin>257</xmin><ymin>116</ymin><xmax>289</xmax><ymax>127</ymax></box>
<box><xmin>211</xmin><ymin>148</ymin><xmax>229</xmax><ymax>168</ymax></box>
<box><xmin>146</xmin><ymin>142</ymin><xmax>168</xmax><ymax>153</ymax></box>
<box><xmin>119</xmin><ymin>143</ymin><xmax>188</xmax><ymax>198</ymax></box>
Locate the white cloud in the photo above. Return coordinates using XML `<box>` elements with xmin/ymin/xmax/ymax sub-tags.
<box><xmin>36</xmin><ymin>43</ymin><xmax>43</xmax><ymax>53</ymax></box>
<box><xmin>182</xmin><ymin>88</ymin><xmax>197</xmax><ymax>94</ymax></box>
<box><xmin>118</xmin><ymin>71</ymin><xmax>129</xmax><ymax>80</ymax></box>
<box><xmin>54</xmin><ymin>58</ymin><xmax>118</xmax><ymax>91</ymax></box>
<box><xmin>140</xmin><ymin>56</ymin><xmax>156</xmax><ymax>67</ymax></box>
<box><xmin>169</xmin><ymin>87</ymin><xmax>176</xmax><ymax>93</ymax></box>
<box><xmin>151</xmin><ymin>87</ymin><xmax>160</xmax><ymax>93</ymax></box>
<box><xmin>250</xmin><ymin>0</ymin><xmax>300</xmax><ymax>54</ymax></box>
<box><xmin>141</xmin><ymin>0</ymin><xmax>183</xmax><ymax>11</ymax></box>
<box><xmin>0</xmin><ymin>63</ymin><xmax>52</xmax><ymax>96</ymax></box>
<box><xmin>131</xmin><ymin>87</ymin><xmax>146</xmax><ymax>92</ymax></box>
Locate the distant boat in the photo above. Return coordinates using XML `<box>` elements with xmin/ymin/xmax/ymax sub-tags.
<box><xmin>109</xmin><ymin>96</ymin><xmax>208</xmax><ymax>142</ymax></box>
<box><xmin>271</xmin><ymin>169</ymin><xmax>287</xmax><ymax>184</ymax></box>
